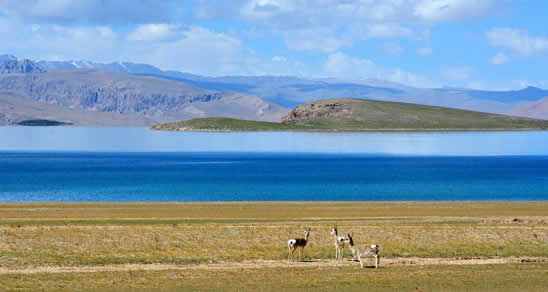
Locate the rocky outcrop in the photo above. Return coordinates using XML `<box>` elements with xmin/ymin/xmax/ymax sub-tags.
<box><xmin>0</xmin><ymin>59</ymin><xmax>46</xmax><ymax>74</ymax></box>
<box><xmin>281</xmin><ymin>101</ymin><xmax>352</xmax><ymax>123</ymax></box>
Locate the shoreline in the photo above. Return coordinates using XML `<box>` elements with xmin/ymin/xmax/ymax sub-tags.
<box><xmin>1</xmin><ymin>200</ymin><xmax>548</xmax><ymax>205</ymax></box>
<box><xmin>150</xmin><ymin>127</ymin><xmax>548</xmax><ymax>132</ymax></box>
<box><xmin>2</xmin><ymin>124</ymin><xmax>548</xmax><ymax>132</ymax></box>
<box><xmin>1</xmin><ymin>201</ymin><xmax>547</xmax><ymax>221</ymax></box>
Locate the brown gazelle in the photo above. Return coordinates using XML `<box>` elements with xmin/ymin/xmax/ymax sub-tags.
<box><xmin>347</xmin><ymin>233</ymin><xmax>380</xmax><ymax>269</ymax></box>
<box><xmin>330</xmin><ymin>226</ymin><xmax>347</xmax><ymax>261</ymax></box>
<box><xmin>287</xmin><ymin>228</ymin><xmax>311</xmax><ymax>262</ymax></box>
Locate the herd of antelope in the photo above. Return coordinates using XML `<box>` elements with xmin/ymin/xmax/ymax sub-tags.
<box><xmin>287</xmin><ymin>226</ymin><xmax>380</xmax><ymax>269</ymax></box>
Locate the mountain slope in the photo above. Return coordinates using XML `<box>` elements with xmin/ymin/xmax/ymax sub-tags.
<box><xmin>0</xmin><ymin>59</ymin><xmax>46</xmax><ymax>74</ymax></box>
<box><xmin>463</xmin><ymin>86</ymin><xmax>548</xmax><ymax>102</ymax></box>
<box><xmin>507</xmin><ymin>98</ymin><xmax>548</xmax><ymax>120</ymax></box>
<box><xmin>33</xmin><ymin>57</ymin><xmax>548</xmax><ymax>120</ymax></box>
<box><xmin>0</xmin><ymin>92</ymin><xmax>158</xmax><ymax>126</ymax></box>
<box><xmin>0</xmin><ymin>69</ymin><xmax>287</xmax><ymax>126</ymax></box>
<box><xmin>0</xmin><ymin>55</ymin><xmax>17</xmax><ymax>62</ymax></box>
<box><xmin>152</xmin><ymin>98</ymin><xmax>548</xmax><ymax>131</ymax></box>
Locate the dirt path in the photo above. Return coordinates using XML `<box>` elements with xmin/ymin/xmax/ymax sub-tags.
<box><xmin>0</xmin><ymin>257</ymin><xmax>545</xmax><ymax>275</ymax></box>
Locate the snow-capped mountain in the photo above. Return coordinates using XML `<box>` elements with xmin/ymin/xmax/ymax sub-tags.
<box><xmin>3</xmin><ymin>54</ymin><xmax>548</xmax><ymax>120</ymax></box>
<box><xmin>37</xmin><ymin>60</ymin><xmax>165</xmax><ymax>75</ymax></box>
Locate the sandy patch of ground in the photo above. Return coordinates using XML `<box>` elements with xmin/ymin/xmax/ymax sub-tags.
<box><xmin>0</xmin><ymin>257</ymin><xmax>545</xmax><ymax>275</ymax></box>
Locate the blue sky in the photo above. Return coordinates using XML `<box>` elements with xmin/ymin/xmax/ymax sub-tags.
<box><xmin>0</xmin><ymin>0</ymin><xmax>547</xmax><ymax>90</ymax></box>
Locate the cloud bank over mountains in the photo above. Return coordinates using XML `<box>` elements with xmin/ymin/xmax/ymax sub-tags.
<box><xmin>0</xmin><ymin>0</ymin><xmax>545</xmax><ymax>90</ymax></box>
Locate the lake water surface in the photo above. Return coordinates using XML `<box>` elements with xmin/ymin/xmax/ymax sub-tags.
<box><xmin>1</xmin><ymin>127</ymin><xmax>548</xmax><ymax>155</ymax></box>
<box><xmin>0</xmin><ymin>127</ymin><xmax>547</xmax><ymax>202</ymax></box>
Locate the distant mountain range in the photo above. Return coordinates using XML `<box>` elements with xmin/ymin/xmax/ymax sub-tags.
<box><xmin>508</xmin><ymin>98</ymin><xmax>548</xmax><ymax>120</ymax></box>
<box><xmin>0</xmin><ymin>54</ymin><xmax>17</xmax><ymax>62</ymax></box>
<box><xmin>37</xmin><ymin>58</ymin><xmax>548</xmax><ymax>117</ymax></box>
<box><xmin>0</xmin><ymin>59</ymin><xmax>46</xmax><ymax>74</ymax></box>
<box><xmin>0</xmin><ymin>57</ymin><xmax>286</xmax><ymax>126</ymax></box>
<box><xmin>0</xmin><ymin>54</ymin><xmax>547</xmax><ymax>126</ymax></box>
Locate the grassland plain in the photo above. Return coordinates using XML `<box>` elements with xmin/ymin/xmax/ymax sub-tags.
<box><xmin>0</xmin><ymin>201</ymin><xmax>547</xmax><ymax>291</ymax></box>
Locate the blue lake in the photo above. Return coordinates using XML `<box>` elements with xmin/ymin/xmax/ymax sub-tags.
<box><xmin>0</xmin><ymin>127</ymin><xmax>547</xmax><ymax>202</ymax></box>
<box><xmin>1</xmin><ymin>127</ymin><xmax>548</xmax><ymax>155</ymax></box>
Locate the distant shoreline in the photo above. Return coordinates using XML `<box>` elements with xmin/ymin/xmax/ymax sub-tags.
<box><xmin>1</xmin><ymin>124</ymin><xmax>546</xmax><ymax>132</ymax></box>
<box><xmin>1</xmin><ymin>201</ymin><xmax>547</xmax><ymax>206</ymax></box>
<box><xmin>150</xmin><ymin>127</ymin><xmax>548</xmax><ymax>132</ymax></box>
<box><xmin>1</xmin><ymin>201</ymin><xmax>546</xmax><ymax>218</ymax></box>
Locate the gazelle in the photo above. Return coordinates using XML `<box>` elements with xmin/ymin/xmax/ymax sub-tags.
<box><xmin>330</xmin><ymin>226</ymin><xmax>347</xmax><ymax>261</ymax></box>
<box><xmin>347</xmin><ymin>233</ymin><xmax>380</xmax><ymax>269</ymax></box>
<box><xmin>287</xmin><ymin>228</ymin><xmax>311</xmax><ymax>262</ymax></box>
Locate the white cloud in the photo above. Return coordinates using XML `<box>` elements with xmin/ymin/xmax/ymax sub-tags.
<box><xmin>125</xmin><ymin>26</ymin><xmax>312</xmax><ymax>77</ymax></box>
<box><xmin>487</xmin><ymin>28</ymin><xmax>548</xmax><ymax>56</ymax></box>
<box><xmin>8</xmin><ymin>22</ymin><xmax>119</xmax><ymax>61</ymax></box>
<box><xmin>490</xmin><ymin>52</ymin><xmax>509</xmax><ymax>65</ymax></box>
<box><xmin>194</xmin><ymin>0</ymin><xmax>506</xmax><ymax>53</ymax></box>
<box><xmin>381</xmin><ymin>43</ymin><xmax>404</xmax><ymax>55</ymax></box>
<box><xmin>0</xmin><ymin>17</ymin><xmax>298</xmax><ymax>77</ymax></box>
<box><xmin>131</xmin><ymin>26</ymin><xmax>248</xmax><ymax>75</ymax></box>
<box><xmin>414</xmin><ymin>0</ymin><xmax>498</xmax><ymax>22</ymax></box>
<box><xmin>0</xmin><ymin>0</ymin><xmax>174</xmax><ymax>24</ymax></box>
<box><xmin>280</xmin><ymin>23</ymin><xmax>416</xmax><ymax>53</ymax></box>
<box><xmin>365</xmin><ymin>24</ymin><xmax>415</xmax><ymax>39</ymax></box>
<box><xmin>54</xmin><ymin>26</ymin><xmax>117</xmax><ymax>41</ymax></box>
<box><xmin>127</xmin><ymin>24</ymin><xmax>187</xmax><ymax>42</ymax></box>
<box><xmin>417</xmin><ymin>47</ymin><xmax>433</xmax><ymax>56</ymax></box>
<box><xmin>324</xmin><ymin>52</ymin><xmax>378</xmax><ymax>78</ymax></box>
<box><xmin>271</xmin><ymin>56</ymin><xmax>286</xmax><ymax>62</ymax></box>
<box><xmin>5</xmin><ymin>14</ymin><xmax>538</xmax><ymax>90</ymax></box>
<box><xmin>235</xmin><ymin>0</ymin><xmax>501</xmax><ymax>25</ymax></box>
<box><xmin>241</xmin><ymin>0</ymin><xmax>297</xmax><ymax>20</ymax></box>
<box><xmin>440</xmin><ymin>66</ymin><xmax>472</xmax><ymax>82</ymax></box>
<box><xmin>283</xmin><ymin>29</ymin><xmax>353</xmax><ymax>53</ymax></box>
<box><xmin>323</xmin><ymin>52</ymin><xmax>437</xmax><ymax>88</ymax></box>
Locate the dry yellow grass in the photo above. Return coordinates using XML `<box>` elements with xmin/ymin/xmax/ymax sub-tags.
<box><xmin>2</xmin><ymin>263</ymin><xmax>547</xmax><ymax>291</ymax></box>
<box><xmin>0</xmin><ymin>202</ymin><xmax>546</xmax><ymax>291</ymax></box>
<box><xmin>1</xmin><ymin>220</ymin><xmax>547</xmax><ymax>268</ymax></box>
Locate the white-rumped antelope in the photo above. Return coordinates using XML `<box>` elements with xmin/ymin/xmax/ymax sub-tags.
<box><xmin>287</xmin><ymin>228</ymin><xmax>311</xmax><ymax>262</ymax></box>
<box><xmin>347</xmin><ymin>233</ymin><xmax>380</xmax><ymax>269</ymax></box>
<box><xmin>330</xmin><ymin>226</ymin><xmax>347</xmax><ymax>261</ymax></box>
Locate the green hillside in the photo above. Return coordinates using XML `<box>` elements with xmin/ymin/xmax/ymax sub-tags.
<box><xmin>150</xmin><ymin>117</ymin><xmax>300</xmax><ymax>131</ymax></box>
<box><xmin>151</xmin><ymin>98</ymin><xmax>548</xmax><ymax>131</ymax></box>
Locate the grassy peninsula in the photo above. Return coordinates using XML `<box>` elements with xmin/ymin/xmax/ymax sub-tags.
<box><xmin>151</xmin><ymin>117</ymin><xmax>301</xmax><ymax>131</ymax></box>
<box><xmin>151</xmin><ymin>98</ymin><xmax>548</xmax><ymax>131</ymax></box>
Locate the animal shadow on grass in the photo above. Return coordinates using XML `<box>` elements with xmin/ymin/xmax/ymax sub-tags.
<box><xmin>301</xmin><ymin>259</ymin><xmax>318</xmax><ymax>263</ymax></box>
<box><xmin>347</xmin><ymin>259</ymin><xmax>378</xmax><ymax>268</ymax></box>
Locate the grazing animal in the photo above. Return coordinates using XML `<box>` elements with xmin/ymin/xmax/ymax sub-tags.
<box><xmin>287</xmin><ymin>228</ymin><xmax>311</xmax><ymax>262</ymax></box>
<box><xmin>331</xmin><ymin>226</ymin><xmax>347</xmax><ymax>261</ymax></box>
<box><xmin>347</xmin><ymin>233</ymin><xmax>380</xmax><ymax>269</ymax></box>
